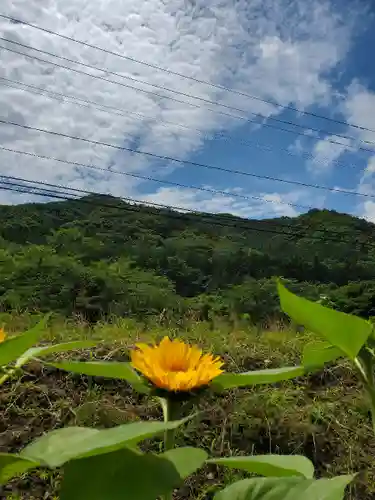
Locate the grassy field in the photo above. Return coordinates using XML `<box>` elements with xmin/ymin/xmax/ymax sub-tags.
<box><xmin>0</xmin><ymin>313</ymin><xmax>375</xmax><ymax>499</ymax></box>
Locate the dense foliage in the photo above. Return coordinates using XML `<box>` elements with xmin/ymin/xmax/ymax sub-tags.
<box><xmin>1</xmin><ymin>195</ymin><xmax>375</xmax><ymax>321</ymax></box>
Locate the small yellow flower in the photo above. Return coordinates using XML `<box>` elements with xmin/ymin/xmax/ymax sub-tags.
<box><xmin>131</xmin><ymin>336</ymin><xmax>224</xmax><ymax>392</ymax></box>
<box><xmin>0</xmin><ymin>328</ymin><xmax>6</xmax><ymax>343</ymax></box>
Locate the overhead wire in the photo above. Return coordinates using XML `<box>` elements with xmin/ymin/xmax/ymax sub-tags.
<box><xmin>0</xmin><ymin>74</ymin><xmax>367</xmax><ymax>174</ymax></box>
<box><xmin>1</xmin><ymin>36</ymin><xmax>372</xmax><ymax>148</ymax></box>
<box><xmin>1</xmin><ymin>12</ymin><xmax>374</xmax><ymax>136</ymax></box>
<box><xmin>3</xmin><ymin>146</ymin><xmax>374</xmax><ymax>241</ymax></box>
<box><xmin>0</xmin><ymin>175</ymin><xmax>374</xmax><ymax>248</ymax></box>
<box><xmin>0</xmin><ymin>181</ymin><xmax>79</xmax><ymax>200</ymax></box>
<box><xmin>1</xmin><ymin>42</ymin><xmax>375</xmax><ymax>154</ymax></box>
<box><xmin>0</xmin><ymin>181</ymin><xmax>318</xmax><ymax>244</ymax></box>
<box><xmin>0</xmin><ymin>16</ymin><xmax>374</xmax><ymax>247</ymax></box>
<box><xmin>0</xmin><ymin>118</ymin><xmax>373</xmax><ymax>202</ymax></box>
<box><xmin>0</xmin><ymin>147</ymin><xmax>313</xmax><ymax>211</ymax></box>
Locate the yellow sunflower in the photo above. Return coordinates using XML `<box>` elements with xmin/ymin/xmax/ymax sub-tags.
<box><xmin>130</xmin><ymin>336</ymin><xmax>224</xmax><ymax>392</ymax></box>
<box><xmin>0</xmin><ymin>328</ymin><xmax>6</xmax><ymax>343</ymax></box>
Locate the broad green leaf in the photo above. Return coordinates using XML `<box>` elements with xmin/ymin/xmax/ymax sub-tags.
<box><xmin>21</xmin><ymin>428</ymin><xmax>98</xmax><ymax>467</ymax></box>
<box><xmin>208</xmin><ymin>454</ymin><xmax>314</xmax><ymax>478</ymax></box>
<box><xmin>60</xmin><ymin>446</ymin><xmax>207</xmax><ymax>500</ymax></box>
<box><xmin>162</xmin><ymin>447</ymin><xmax>208</xmax><ymax>478</ymax></box>
<box><xmin>213</xmin><ymin>366</ymin><xmax>304</xmax><ymax>390</ymax></box>
<box><xmin>278</xmin><ymin>281</ymin><xmax>371</xmax><ymax>359</ymax></box>
<box><xmin>0</xmin><ymin>453</ymin><xmax>40</xmax><ymax>484</ymax></box>
<box><xmin>15</xmin><ymin>340</ymin><xmax>98</xmax><ymax>368</ymax></box>
<box><xmin>0</xmin><ymin>315</ymin><xmax>50</xmax><ymax>367</ymax></box>
<box><xmin>21</xmin><ymin>419</ymin><xmax>189</xmax><ymax>467</ymax></box>
<box><xmin>302</xmin><ymin>341</ymin><xmax>343</xmax><ymax>369</ymax></box>
<box><xmin>214</xmin><ymin>475</ymin><xmax>354</xmax><ymax>500</ymax></box>
<box><xmin>50</xmin><ymin>360</ymin><xmax>150</xmax><ymax>393</ymax></box>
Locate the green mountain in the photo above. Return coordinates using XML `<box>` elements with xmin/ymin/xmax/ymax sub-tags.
<box><xmin>1</xmin><ymin>195</ymin><xmax>375</xmax><ymax>321</ymax></box>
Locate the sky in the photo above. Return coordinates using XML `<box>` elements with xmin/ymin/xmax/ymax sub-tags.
<box><xmin>0</xmin><ymin>0</ymin><xmax>375</xmax><ymax>221</ymax></box>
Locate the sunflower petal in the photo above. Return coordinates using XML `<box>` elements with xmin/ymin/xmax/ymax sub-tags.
<box><xmin>0</xmin><ymin>329</ymin><xmax>6</xmax><ymax>344</ymax></box>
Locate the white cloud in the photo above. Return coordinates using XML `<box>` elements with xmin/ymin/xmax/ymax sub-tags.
<box><xmin>343</xmin><ymin>83</ymin><xmax>375</xmax><ymax>146</ymax></box>
<box><xmin>300</xmin><ymin>80</ymin><xmax>375</xmax><ymax>219</ymax></box>
<box><xmin>356</xmin><ymin>155</ymin><xmax>375</xmax><ymax>220</ymax></box>
<box><xmin>141</xmin><ymin>185</ymin><xmax>325</xmax><ymax>219</ymax></box>
<box><xmin>362</xmin><ymin>200</ymin><xmax>375</xmax><ymax>222</ymax></box>
<box><xmin>366</xmin><ymin>157</ymin><xmax>375</xmax><ymax>175</ymax></box>
<box><xmin>0</xmin><ymin>0</ymin><xmax>362</xmax><ymax>213</ymax></box>
<box><xmin>308</xmin><ymin>135</ymin><xmax>353</xmax><ymax>172</ymax></box>
<box><xmin>339</xmin><ymin>85</ymin><xmax>375</xmax><ymax>218</ymax></box>
<box><xmin>356</xmin><ymin>155</ymin><xmax>375</xmax><ymax>198</ymax></box>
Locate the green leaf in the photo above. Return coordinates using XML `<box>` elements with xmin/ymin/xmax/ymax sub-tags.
<box><xmin>60</xmin><ymin>446</ymin><xmax>207</xmax><ymax>500</ymax></box>
<box><xmin>214</xmin><ymin>475</ymin><xmax>354</xmax><ymax>500</ymax></box>
<box><xmin>208</xmin><ymin>454</ymin><xmax>314</xmax><ymax>478</ymax></box>
<box><xmin>213</xmin><ymin>366</ymin><xmax>304</xmax><ymax>390</ymax></box>
<box><xmin>0</xmin><ymin>315</ymin><xmax>50</xmax><ymax>367</ymax></box>
<box><xmin>21</xmin><ymin>419</ymin><xmax>189</xmax><ymax>467</ymax></box>
<box><xmin>302</xmin><ymin>341</ymin><xmax>343</xmax><ymax>369</ymax></box>
<box><xmin>162</xmin><ymin>447</ymin><xmax>208</xmax><ymax>478</ymax></box>
<box><xmin>278</xmin><ymin>281</ymin><xmax>371</xmax><ymax>359</ymax></box>
<box><xmin>21</xmin><ymin>428</ymin><xmax>98</xmax><ymax>467</ymax></box>
<box><xmin>50</xmin><ymin>360</ymin><xmax>150</xmax><ymax>393</ymax></box>
<box><xmin>15</xmin><ymin>340</ymin><xmax>98</xmax><ymax>368</ymax></box>
<box><xmin>0</xmin><ymin>453</ymin><xmax>40</xmax><ymax>485</ymax></box>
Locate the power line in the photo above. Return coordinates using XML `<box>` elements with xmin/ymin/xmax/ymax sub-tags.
<box><xmin>1</xmin><ymin>42</ymin><xmax>375</xmax><ymax>154</ymax></box>
<box><xmin>0</xmin><ymin>180</ymin><xmax>79</xmax><ymax>200</ymax></box>
<box><xmin>3</xmin><ymin>145</ymin><xmax>374</xmax><ymax>241</ymax></box>
<box><xmin>0</xmin><ymin>74</ymin><xmax>365</xmax><ymax>173</ymax></box>
<box><xmin>1</xmin><ymin>36</ymin><xmax>371</xmax><ymax>148</ymax></box>
<box><xmin>0</xmin><ymin>76</ymin><xmax>138</xmax><ymax>119</ymax></box>
<box><xmin>0</xmin><ymin>145</ymin><xmax>375</xmax><ymax>219</ymax></box>
<box><xmin>0</xmin><ymin>179</ymin><xmax>294</xmax><ymax>231</ymax></box>
<box><xmin>0</xmin><ymin>175</ymin><xmax>374</xmax><ymax>247</ymax></box>
<box><xmin>0</xmin><ymin>118</ymin><xmax>371</xmax><ymax>201</ymax></box>
<box><xmin>0</xmin><ymin>147</ymin><xmax>313</xmax><ymax>211</ymax></box>
<box><xmin>1</xmin><ymin>12</ymin><xmax>374</xmax><ymax>137</ymax></box>
<box><xmin>0</xmin><ymin>181</ymin><xmax>318</xmax><ymax>245</ymax></box>
<box><xmin>0</xmin><ymin>43</ymin><xmax>224</xmax><ymax>113</ymax></box>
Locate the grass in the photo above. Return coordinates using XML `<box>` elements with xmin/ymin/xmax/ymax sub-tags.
<box><xmin>0</xmin><ymin>312</ymin><xmax>375</xmax><ymax>499</ymax></box>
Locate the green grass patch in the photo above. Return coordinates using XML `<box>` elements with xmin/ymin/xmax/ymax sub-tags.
<box><xmin>0</xmin><ymin>312</ymin><xmax>374</xmax><ymax>499</ymax></box>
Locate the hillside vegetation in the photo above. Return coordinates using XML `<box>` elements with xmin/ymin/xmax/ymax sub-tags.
<box><xmin>1</xmin><ymin>195</ymin><xmax>375</xmax><ymax>321</ymax></box>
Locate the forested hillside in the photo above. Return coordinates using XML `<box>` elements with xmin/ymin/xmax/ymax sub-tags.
<box><xmin>1</xmin><ymin>194</ymin><xmax>375</xmax><ymax>322</ymax></box>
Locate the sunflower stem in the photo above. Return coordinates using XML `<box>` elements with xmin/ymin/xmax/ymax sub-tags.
<box><xmin>160</xmin><ymin>397</ymin><xmax>177</xmax><ymax>451</ymax></box>
<box><xmin>160</xmin><ymin>397</ymin><xmax>178</xmax><ymax>500</ymax></box>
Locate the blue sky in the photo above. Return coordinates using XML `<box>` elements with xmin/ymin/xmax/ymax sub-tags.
<box><xmin>0</xmin><ymin>0</ymin><xmax>375</xmax><ymax>221</ymax></box>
